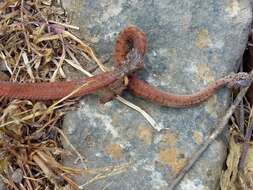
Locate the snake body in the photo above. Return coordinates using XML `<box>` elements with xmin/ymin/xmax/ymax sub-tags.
<box><xmin>0</xmin><ymin>71</ymin><xmax>119</xmax><ymax>100</ymax></box>
<box><xmin>0</xmin><ymin>26</ymin><xmax>250</xmax><ymax>107</ymax></box>
<box><xmin>113</xmin><ymin>26</ymin><xmax>250</xmax><ymax>107</ymax></box>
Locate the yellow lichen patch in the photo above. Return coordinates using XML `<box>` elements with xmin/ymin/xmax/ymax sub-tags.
<box><xmin>161</xmin><ymin>131</ymin><xmax>178</xmax><ymax>146</ymax></box>
<box><xmin>195</xmin><ymin>29</ymin><xmax>212</xmax><ymax>49</ymax></box>
<box><xmin>168</xmin><ymin>48</ymin><xmax>178</xmax><ymax>58</ymax></box>
<box><xmin>137</xmin><ymin>126</ymin><xmax>153</xmax><ymax>145</ymax></box>
<box><xmin>105</xmin><ymin>144</ymin><xmax>124</xmax><ymax>160</ymax></box>
<box><xmin>192</xmin><ymin>131</ymin><xmax>203</xmax><ymax>145</ymax></box>
<box><xmin>225</xmin><ymin>0</ymin><xmax>239</xmax><ymax>17</ymax></box>
<box><xmin>167</xmin><ymin>48</ymin><xmax>178</xmax><ymax>73</ymax></box>
<box><xmin>158</xmin><ymin>148</ymin><xmax>186</xmax><ymax>173</ymax></box>
<box><xmin>206</xmin><ymin>94</ymin><xmax>218</xmax><ymax>117</ymax></box>
<box><xmin>196</xmin><ymin>64</ymin><xmax>214</xmax><ymax>82</ymax></box>
<box><xmin>111</xmin><ymin>112</ymin><xmax>123</xmax><ymax>126</ymax></box>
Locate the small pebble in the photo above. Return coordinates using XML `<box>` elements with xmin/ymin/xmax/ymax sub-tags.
<box><xmin>11</xmin><ymin>168</ymin><xmax>23</xmax><ymax>184</ymax></box>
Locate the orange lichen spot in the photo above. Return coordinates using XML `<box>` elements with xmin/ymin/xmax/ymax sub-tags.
<box><xmin>196</xmin><ymin>64</ymin><xmax>214</xmax><ymax>82</ymax></box>
<box><xmin>105</xmin><ymin>144</ymin><xmax>123</xmax><ymax>160</ymax></box>
<box><xmin>161</xmin><ymin>132</ymin><xmax>177</xmax><ymax>146</ymax></box>
<box><xmin>158</xmin><ymin>148</ymin><xmax>186</xmax><ymax>173</ymax></box>
<box><xmin>137</xmin><ymin>126</ymin><xmax>153</xmax><ymax>145</ymax></box>
<box><xmin>206</xmin><ymin>94</ymin><xmax>218</xmax><ymax>115</ymax></box>
<box><xmin>192</xmin><ymin>131</ymin><xmax>203</xmax><ymax>145</ymax></box>
<box><xmin>195</xmin><ymin>29</ymin><xmax>212</xmax><ymax>49</ymax></box>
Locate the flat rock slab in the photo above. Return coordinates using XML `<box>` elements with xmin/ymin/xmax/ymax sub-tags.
<box><xmin>62</xmin><ymin>0</ymin><xmax>252</xmax><ymax>189</ymax></box>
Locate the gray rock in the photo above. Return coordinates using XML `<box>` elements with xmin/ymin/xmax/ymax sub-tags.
<box><xmin>61</xmin><ymin>0</ymin><xmax>252</xmax><ymax>189</ymax></box>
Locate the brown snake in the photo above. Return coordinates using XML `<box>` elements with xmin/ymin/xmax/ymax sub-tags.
<box><xmin>113</xmin><ymin>26</ymin><xmax>251</xmax><ymax>107</ymax></box>
<box><xmin>0</xmin><ymin>26</ymin><xmax>251</xmax><ymax>107</ymax></box>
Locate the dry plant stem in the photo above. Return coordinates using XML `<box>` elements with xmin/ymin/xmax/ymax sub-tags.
<box><xmin>239</xmin><ymin>64</ymin><xmax>245</xmax><ymax>134</ymax></box>
<box><xmin>239</xmin><ymin>95</ymin><xmax>245</xmax><ymax>134</ymax></box>
<box><xmin>168</xmin><ymin>70</ymin><xmax>253</xmax><ymax>190</ymax></box>
<box><xmin>238</xmin><ymin>106</ymin><xmax>253</xmax><ymax>170</ymax></box>
<box><xmin>63</xmin><ymin>31</ymin><xmax>107</xmax><ymax>72</ymax></box>
<box><xmin>102</xmin><ymin>182</ymin><xmax>113</xmax><ymax>190</ymax></box>
<box><xmin>20</xmin><ymin>0</ymin><xmax>31</xmax><ymax>52</ymax></box>
<box><xmin>116</xmin><ymin>96</ymin><xmax>161</xmax><ymax>131</ymax></box>
<box><xmin>55</xmin><ymin>127</ymin><xmax>87</xmax><ymax>168</ymax></box>
<box><xmin>34</xmin><ymin>0</ymin><xmax>48</xmax><ymax>23</ymax></box>
<box><xmin>48</xmin><ymin>20</ymin><xmax>80</xmax><ymax>30</ymax></box>
<box><xmin>50</xmin><ymin>35</ymin><xmax>66</xmax><ymax>82</ymax></box>
<box><xmin>19</xmin><ymin>164</ymin><xmax>33</xmax><ymax>190</ymax></box>
<box><xmin>0</xmin><ymin>174</ymin><xmax>19</xmax><ymax>190</ymax></box>
<box><xmin>32</xmin><ymin>154</ymin><xmax>61</xmax><ymax>188</ymax></box>
<box><xmin>0</xmin><ymin>2</ymin><xmax>93</xmax><ymax>189</ymax></box>
<box><xmin>78</xmin><ymin>162</ymin><xmax>131</xmax><ymax>189</ymax></box>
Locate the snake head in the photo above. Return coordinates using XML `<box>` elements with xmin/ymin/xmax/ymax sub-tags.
<box><xmin>227</xmin><ymin>72</ymin><xmax>251</xmax><ymax>89</ymax></box>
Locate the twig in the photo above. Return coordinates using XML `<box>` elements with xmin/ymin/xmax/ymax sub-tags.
<box><xmin>116</xmin><ymin>96</ymin><xmax>161</xmax><ymax>131</ymax></box>
<box><xmin>78</xmin><ymin>162</ymin><xmax>131</xmax><ymax>189</ymax></box>
<box><xmin>63</xmin><ymin>31</ymin><xmax>107</xmax><ymax>72</ymax></box>
<box><xmin>238</xmin><ymin>104</ymin><xmax>253</xmax><ymax>170</ymax></box>
<box><xmin>0</xmin><ymin>51</ymin><xmax>13</xmax><ymax>75</ymax></box>
<box><xmin>35</xmin><ymin>0</ymin><xmax>48</xmax><ymax>23</ymax></box>
<box><xmin>168</xmin><ymin>70</ymin><xmax>253</xmax><ymax>190</ymax></box>
<box><xmin>32</xmin><ymin>153</ymin><xmax>60</xmax><ymax>188</ymax></box>
<box><xmin>21</xmin><ymin>51</ymin><xmax>35</xmax><ymax>82</ymax></box>
<box><xmin>54</xmin><ymin>127</ymin><xmax>87</xmax><ymax>168</ymax></box>
<box><xmin>50</xmin><ymin>35</ymin><xmax>66</xmax><ymax>82</ymax></box>
<box><xmin>20</xmin><ymin>0</ymin><xmax>31</xmax><ymax>52</ymax></box>
<box><xmin>48</xmin><ymin>20</ymin><xmax>79</xmax><ymax>30</ymax></box>
<box><xmin>239</xmin><ymin>64</ymin><xmax>245</xmax><ymax>134</ymax></box>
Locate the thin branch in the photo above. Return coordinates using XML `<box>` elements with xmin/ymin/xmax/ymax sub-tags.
<box><xmin>48</xmin><ymin>20</ymin><xmax>79</xmax><ymax>30</ymax></box>
<box><xmin>20</xmin><ymin>0</ymin><xmax>31</xmax><ymax>52</ymax></box>
<box><xmin>55</xmin><ymin>127</ymin><xmax>87</xmax><ymax>169</ymax></box>
<box><xmin>239</xmin><ymin>63</ymin><xmax>245</xmax><ymax>134</ymax></box>
<box><xmin>50</xmin><ymin>35</ymin><xmax>66</xmax><ymax>82</ymax></box>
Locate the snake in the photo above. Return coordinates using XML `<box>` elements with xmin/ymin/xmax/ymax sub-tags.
<box><xmin>0</xmin><ymin>26</ymin><xmax>250</xmax><ymax>107</ymax></box>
